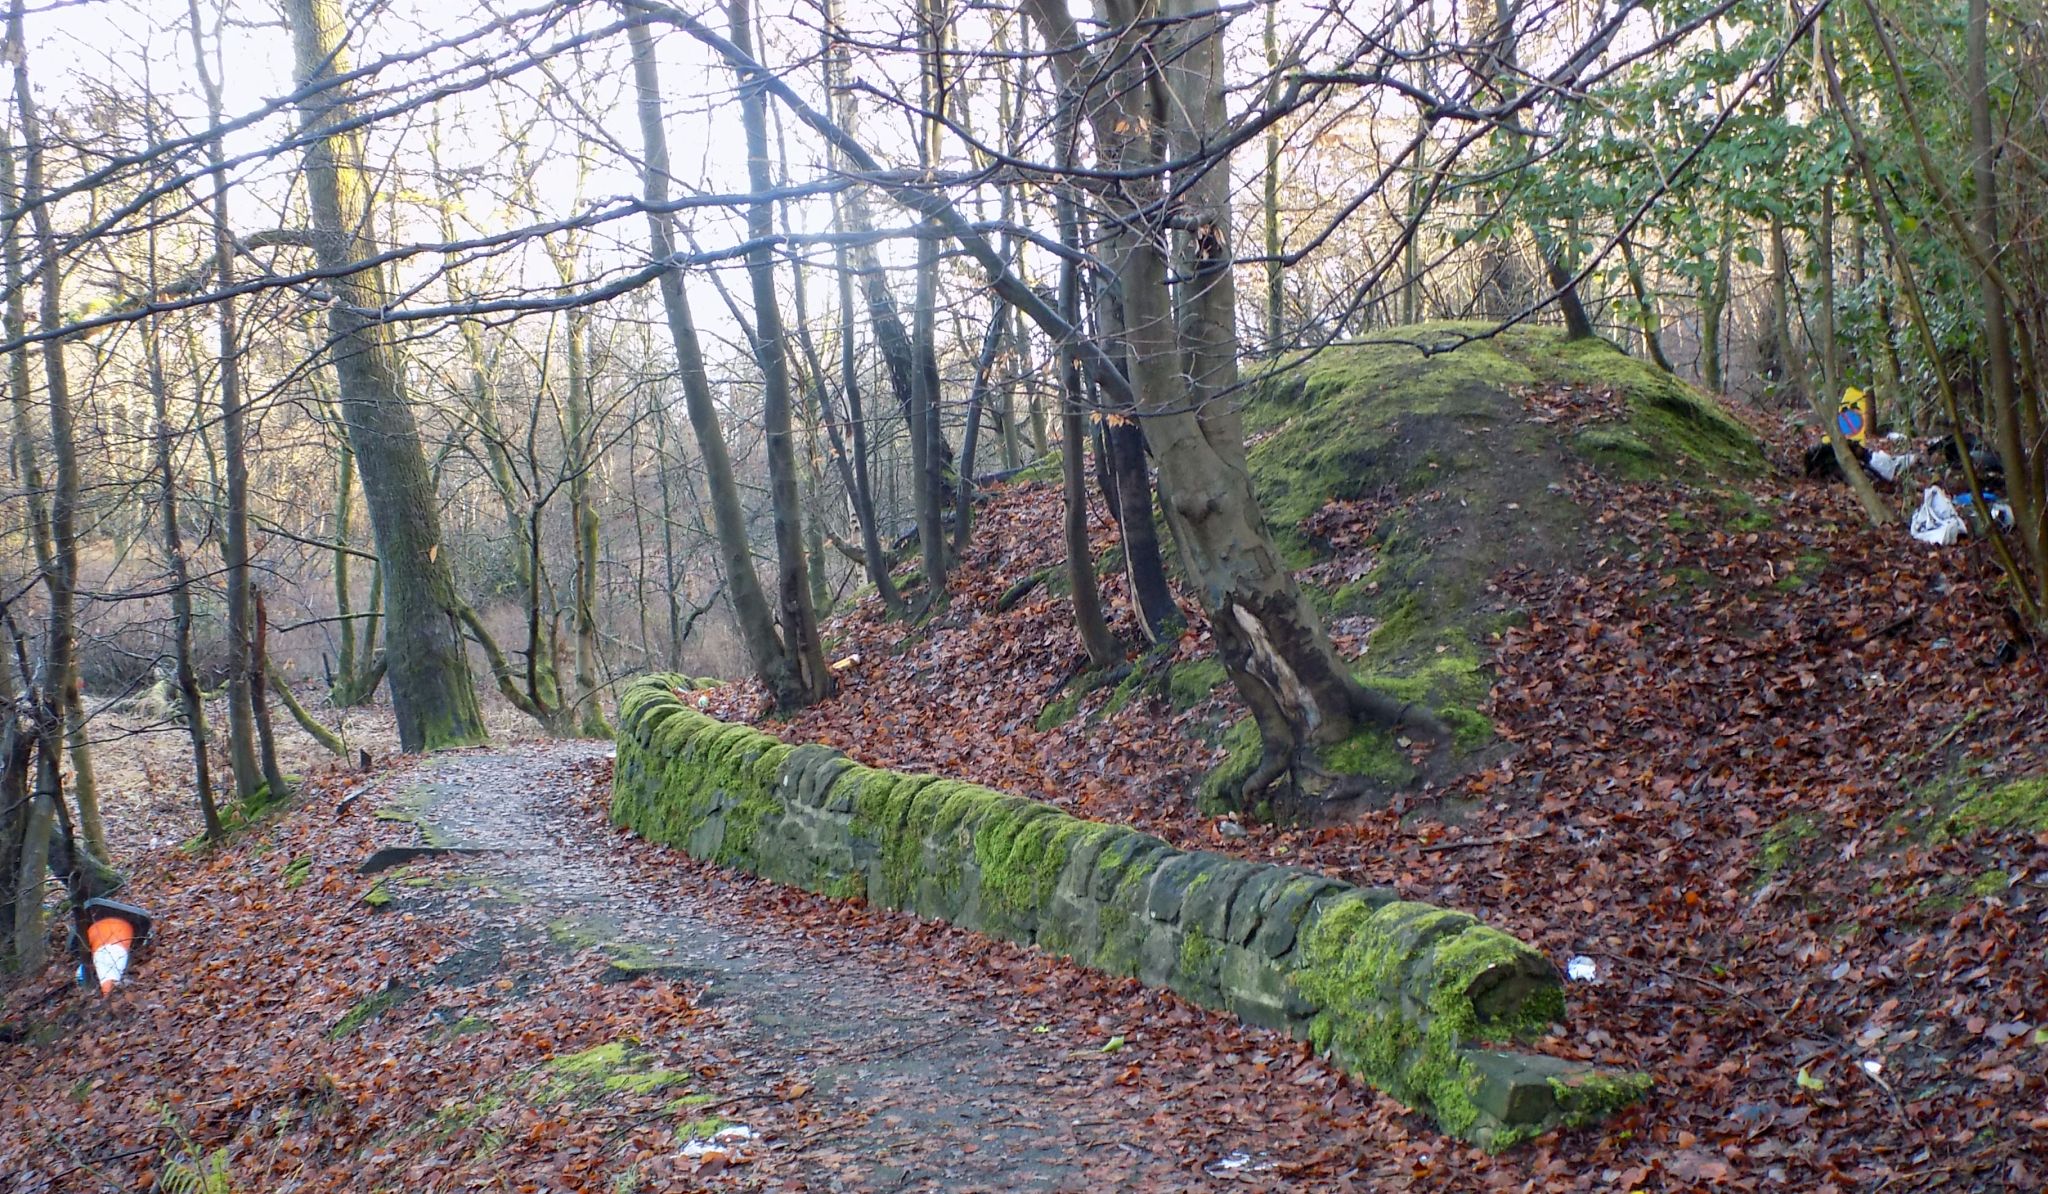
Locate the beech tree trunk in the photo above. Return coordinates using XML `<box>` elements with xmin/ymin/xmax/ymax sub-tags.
<box><xmin>283</xmin><ymin>0</ymin><xmax>488</xmax><ymax>753</ymax></box>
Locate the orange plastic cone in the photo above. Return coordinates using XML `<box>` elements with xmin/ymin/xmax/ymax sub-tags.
<box><xmin>86</xmin><ymin>916</ymin><xmax>134</xmax><ymax>996</ymax></box>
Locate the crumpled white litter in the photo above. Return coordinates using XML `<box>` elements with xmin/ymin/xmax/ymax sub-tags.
<box><xmin>1867</xmin><ymin>450</ymin><xmax>1914</xmax><ymax>482</ymax></box>
<box><xmin>1566</xmin><ymin>955</ymin><xmax>1598</xmax><ymax>983</ymax></box>
<box><xmin>1205</xmin><ymin>1151</ymin><xmax>1279</xmax><ymax>1176</ymax></box>
<box><xmin>1910</xmin><ymin>486</ymin><xmax>1966</xmax><ymax>546</ymax></box>
<box><xmin>680</xmin><ymin>1124</ymin><xmax>756</xmax><ymax>1160</ymax></box>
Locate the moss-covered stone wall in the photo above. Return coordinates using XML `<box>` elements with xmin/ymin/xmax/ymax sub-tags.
<box><xmin>611</xmin><ymin>675</ymin><xmax>1648</xmax><ymax>1148</ymax></box>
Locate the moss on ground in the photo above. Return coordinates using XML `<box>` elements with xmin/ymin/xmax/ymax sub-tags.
<box><xmin>545</xmin><ymin>1040</ymin><xmax>688</xmax><ymax>1099</ymax></box>
<box><xmin>1167</xmin><ymin>659</ymin><xmax>1228</xmax><ymax>710</ymax></box>
<box><xmin>1755</xmin><ymin>813</ymin><xmax>1820</xmax><ymax>880</ymax></box>
<box><xmin>328</xmin><ymin>985</ymin><xmax>410</xmax><ymax>1039</ymax></box>
<box><xmin>1938</xmin><ymin>775</ymin><xmax>2048</xmax><ymax>840</ymax></box>
<box><xmin>1197</xmin><ymin>718</ymin><xmax>1264</xmax><ymax>815</ymax></box>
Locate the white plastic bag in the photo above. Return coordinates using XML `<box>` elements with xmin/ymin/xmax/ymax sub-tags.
<box><xmin>1868</xmin><ymin>450</ymin><xmax>1913</xmax><ymax>482</ymax></box>
<box><xmin>1910</xmin><ymin>486</ymin><xmax>1965</xmax><ymax>546</ymax></box>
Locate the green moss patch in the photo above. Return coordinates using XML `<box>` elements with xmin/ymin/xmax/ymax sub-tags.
<box><xmin>328</xmin><ymin>984</ymin><xmax>410</xmax><ymax>1039</ymax></box>
<box><xmin>1755</xmin><ymin>813</ymin><xmax>1820</xmax><ymax>880</ymax></box>
<box><xmin>1167</xmin><ymin>659</ymin><xmax>1228</xmax><ymax>710</ymax></box>
<box><xmin>1938</xmin><ymin>776</ymin><xmax>2048</xmax><ymax>840</ymax></box>
<box><xmin>1293</xmin><ymin>899</ymin><xmax>1586</xmax><ymax>1147</ymax></box>
<box><xmin>545</xmin><ymin>1040</ymin><xmax>688</xmax><ymax>1100</ymax></box>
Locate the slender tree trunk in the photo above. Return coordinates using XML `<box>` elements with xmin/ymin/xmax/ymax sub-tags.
<box><xmin>9</xmin><ymin>3</ymin><xmax>105</xmax><ymax>859</ymax></box>
<box><xmin>1700</xmin><ymin>232</ymin><xmax>1730</xmax><ymax>393</ymax></box>
<box><xmin>1620</xmin><ymin>239</ymin><xmax>1675</xmax><ymax>373</ymax></box>
<box><xmin>283</xmin><ymin>0</ymin><xmax>487</xmax><ymax>752</ymax></box>
<box><xmin>249</xmin><ymin>588</ymin><xmax>288</xmax><ymax>796</ymax></box>
<box><xmin>1967</xmin><ymin>0</ymin><xmax>2039</xmax><ymax>586</ymax></box>
<box><xmin>954</xmin><ymin>302</ymin><xmax>1007</xmax><ymax>555</ymax></box>
<box><xmin>908</xmin><ymin>230</ymin><xmax>946</xmax><ymax>605</ymax></box>
<box><xmin>835</xmin><ymin>238</ymin><xmax>905</xmax><ymax>614</ymax></box>
<box><xmin>3</xmin><ymin>719</ymin><xmax>51</xmax><ymax>976</ymax></box>
<box><xmin>906</xmin><ymin>0</ymin><xmax>950</xmax><ymax>607</ymax></box>
<box><xmin>1814</xmin><ymin>176</ymin><xmax>1892</xmax><ymax>525</ymax></box>
<box><xmin>1091</xmin><ymin>262</ymin><xmax>1182</xmax><ymax>642</ymax></box>
<box><xmin>733</xmin><ymin>0</ymin><xmax>830</xmax><ymax>702</ymax></box>
<box><xmin>1262</xmin><ymin>0</ymin><xmax>1284</xmax><ymax>351</ymax></box>
<box><xmin>1769</xmin><ymin>213</ymin><xmax>1802</xmax><ymax>407</ymax></box>
<box><xmin>146</xmin><ymin>317</ymin><xmax>220</xmax><ymax>842</ymax></box>
<box><xmin>654</xmin><ymin>408</ymin><xmax>686</xmax><ymax>668</ymax></box>
<box><xmin>627</xmin><ymin>20</ymin><xmax>793</xmax><ymax>696</ymax></box>
<box><xmin>1058</xmin><ymin>199</ymin><xmax>1118</xmax><ymax>670</ymax></box>
<box><xmin>187</xmin><ymin>0</ymin><xmax>266</xmax><ymax>795</ymax></box>
<box><xmin>559</xmin><ymin>265</ymin><xmax>611</xmax><ymax>736</ymax></box>
<box><xmin>1538</xmin><ymin>231</ymin><xmax>1595</xmax><ymax>341</ymax></box>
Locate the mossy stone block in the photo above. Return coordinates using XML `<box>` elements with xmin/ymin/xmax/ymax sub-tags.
<box><xmin>1253</xmin><ymin>875</ymin><xmax>1347</xmax><ymax>959</ymax></box>
<box><xmin>1089</xmin><ymin>832</ymin><xmax>1173</xmax><ymax>903</ymax></box>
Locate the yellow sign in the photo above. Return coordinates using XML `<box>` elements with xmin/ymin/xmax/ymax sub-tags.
<box><xmin>1836</xmin><ymin>387</ymin><xmax>1871</xmax><ymax>442</ymax></box>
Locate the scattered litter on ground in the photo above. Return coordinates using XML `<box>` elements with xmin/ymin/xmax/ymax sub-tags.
<box><xmin>1566</xmin><ymin>955</ymin><xmax>1598</xmax><ymax>983</ymax></box>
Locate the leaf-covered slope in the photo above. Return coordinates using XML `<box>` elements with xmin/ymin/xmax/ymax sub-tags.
<box><xmin>1202</xmin><ymin>324</ymin><xmax>1766</xmax><ymax>795</ymax></box>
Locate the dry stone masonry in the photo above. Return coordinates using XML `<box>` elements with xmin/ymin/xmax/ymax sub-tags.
<box><xmin>611</xmin><ymin>675</ymin><xmax>1650</xmax><ymax>1148</ymax></box>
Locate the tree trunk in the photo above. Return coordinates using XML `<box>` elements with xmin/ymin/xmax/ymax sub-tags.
<box><xmin>185</xmin><ymin>0</ymin><xmax>266</xmax><ymax>795</ymax></box>
<box><xmin>733</xmin><ymin>0</ymin><xmax>830</xmax><ymax>703</ymax></box>
<box><xmin>1769</xmin><ymin>213</ymin><xmax>1802</xmax><ymax>407</ymax></box>
<box><xmin>1967</xmin><ymin>0</ymin><xmax>2041</xmax><ymax>595</ymax></box>
<box><xmin>1811</xmin><ymin>176</ymin><xmax>1892</xmax><ymax>525</ymax></box>
<box><xmin>146</xmin><ymin>313</ymin><xmax>221</xmax><ymax>842</ymax></box>
<box><xmin>1101</xmin><ymin>399</ymin><xmax>1180</xmax><ymax>641</ymax></box>
<box><xmin>626</xmin><ymin>20</ymin><xmax>793</xmax><ymax>696</ymax></box>
<box><xmin>558</xmin><ymin>259</ymin><xmax>612</xmax><ymax>737</ymax></box>
<box><xmin>1539</xmin><ymin>236</ymin><xmax>1596</xmax><ymax>341</ymax></box>
<box><xmin>1262</xmin><ymin>0</ymin><xmax>1284</xmax><ymax>351</ymax></box>
<box><xmin>8</xmin><ymin>5</ymin><xmax>106</xmax><ymax>859</ymax></box>
<box><xmin>283</xmin><ymin>0</ymin><xmax>487</xmax><ymax>753</ymax></box>
<box><xmin>953</xmin><ymin>301</ymin><xmax>1007</xmax><ymax>555</ymax></box>
<box><xmin>1700</xmin><ymin>232</ymin><xmax>1729</xmax><ymax>393</ymax></box>
<box><xmin>2</xmin><ymin>715</ymin><xmax>48</xmax><ymax>976</ymax></box>
<box><xmin>1057</xmin><ymin>201</ymin><xmax>1118</xmax><ymax>670</ymax></box>
<box><xmin>1620</xmin><ymin>239</ymin><xmax>1675</xmax><ymax>374</ymax></box>
<box><xmin>834</xmin><ymin>237</ymin><xmax>905</xmax><ymax>615</ymax></box>
<box><xmin>249</xmin><ymin>587</ymin><xmax>289</xmax><ymax>796</ymax></box>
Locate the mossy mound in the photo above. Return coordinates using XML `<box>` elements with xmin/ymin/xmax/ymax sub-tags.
<box><xmin>1226</xmin><ymin>323</ymin><xmax>1762</xmax><ymax>797</ymax></box>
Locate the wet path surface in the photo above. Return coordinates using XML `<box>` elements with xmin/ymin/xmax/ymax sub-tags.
<box><xmin>395</xmin><ymin>743</ymin><xmax>1239</xmax><ymax>1192</ymax></box>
